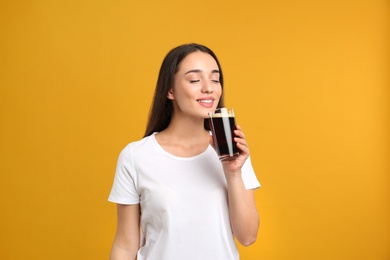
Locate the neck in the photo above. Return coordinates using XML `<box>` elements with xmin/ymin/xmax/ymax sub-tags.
<box><xmin>155</xmin><ymin>114</ymin><xmax>211</xmax><ymax>157</ymax></box>
<box><xmin>164</xmin><ymin>115</ymin><xmax>208</xmax><ymax>139</ymax></box>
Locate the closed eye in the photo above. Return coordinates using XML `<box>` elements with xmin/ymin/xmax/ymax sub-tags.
<box><xmin>190</xmin><ymin>80</ymin><xmax>200</xmax><ymax>83</ymax></box>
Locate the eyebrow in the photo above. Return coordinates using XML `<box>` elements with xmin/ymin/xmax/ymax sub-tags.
<box><xmin>184</xmin><ymin>69</ymin><xmax>220</xmax><ymax>75</ymax></box>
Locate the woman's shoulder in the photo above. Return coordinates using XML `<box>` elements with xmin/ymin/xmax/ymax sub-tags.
<box><xmin>116</xmin><ymin>134</ymin><xmax>156</xmax><ymax>167</ymax></box>
<box><xmin>120</xmin><ymin>134</ymin><xmax>156</xmax><ymax>154</ymax></box>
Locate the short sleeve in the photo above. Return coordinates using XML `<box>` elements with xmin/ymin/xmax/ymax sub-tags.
<box><xmin>108</xmin><ymin>144</ymin><xmax>140</xmax><ymax>204</ymax></box>
<box><xmin>241</xmin><ymin>156</ymin><xmax>261</xmax><ymax>190</ymax></box>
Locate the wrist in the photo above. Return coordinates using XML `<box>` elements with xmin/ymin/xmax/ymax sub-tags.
<box><xmin>224</xmin><ymin>169</ymin><xmax>242</xmax><ymax>180</ymax></box>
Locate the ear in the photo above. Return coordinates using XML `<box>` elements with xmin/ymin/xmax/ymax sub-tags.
<box><xmin>167</xmin><ymin>88</ymin><xmax>174</xmax><ymax>100</ymax></box>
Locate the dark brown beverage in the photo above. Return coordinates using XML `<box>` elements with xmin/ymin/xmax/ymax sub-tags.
<box><xmin>209</xmin><ymin>115</ymin><xmax>239</xmax><ymax>161</ymax></box>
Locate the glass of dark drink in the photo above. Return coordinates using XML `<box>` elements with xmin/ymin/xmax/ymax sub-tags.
<box><xmin>208</xmin><ymin>108</ymin><xmax>239</xmax><ymax>161</ymax></box>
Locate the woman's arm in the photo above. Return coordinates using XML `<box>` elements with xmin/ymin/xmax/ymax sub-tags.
<box><xmin>222</xmin><ymin>125</ymin><xmax>260</xmax><ymax>246</ymax></box>
<box><xmin>110</xmin><ymin>204</ymin><xmax>140</xmax><ymax>260</ymax></box>
<box><xmin>224</xmin><ymin>172</ymin><xmax>259</xmax><ymax>246</ymax></box>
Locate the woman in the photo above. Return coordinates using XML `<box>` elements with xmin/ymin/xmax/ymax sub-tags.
<box><xmin>108</xmin><ymin>43</ymin><xmax>260</xmax><ymax>260</ymax></box>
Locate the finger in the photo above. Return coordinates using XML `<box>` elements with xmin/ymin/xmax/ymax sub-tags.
<box><xmin>234</xmin><ymin>130</ymin><xmax>244</xmax><ymax>139</ymax></box>
<box><xmin>209</xmin><ymin>132</ymin><xmax>216</xmax><ymax>149</ymax></box>
<box><xmin>236</xmin><ymin>141</ymin><xmax>250</xmax><ymax>157</ymax></box>
<box><xmin>234</xmin><ymin>129</ymin><xmax>245</xmax><ymax>139</ymax></box>
<box><xmin>234</xmin><ymin>137</ymin><xmax>248</xmax><ymax>149</ymax></box>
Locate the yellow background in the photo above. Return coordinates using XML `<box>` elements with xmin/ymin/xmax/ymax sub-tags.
<box><xmin>1</xmin><ymin>0</ymin><xmax>389</xmax><ymax>259</ymax></box>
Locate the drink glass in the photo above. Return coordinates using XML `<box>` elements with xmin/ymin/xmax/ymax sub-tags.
<box><xmin>208</xmin><ymin>108</ymin><xmax>239</xmax><ymax>161</ymax></box>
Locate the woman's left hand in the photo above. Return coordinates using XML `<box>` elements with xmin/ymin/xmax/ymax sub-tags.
<box><xmin>222</xmin><ymin>125</ymin><xmax>250</xmax><ymax>173</ymax></box>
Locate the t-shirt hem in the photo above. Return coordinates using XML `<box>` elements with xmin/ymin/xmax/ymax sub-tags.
<box><xmin>247</xmin><ymin>183</ymin><xmax>261</xmax><ymax>190</ymax></box>
<box><xmin>108</xmin><ymin>196</ymin><xmax>140</xmax><ymax>205</ymax></box>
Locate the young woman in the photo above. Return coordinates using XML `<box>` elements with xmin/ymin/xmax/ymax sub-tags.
<box><xmin>108</xmin><ymin>43</ymin><xmax>260</xmax><ymax>260</ymax></box>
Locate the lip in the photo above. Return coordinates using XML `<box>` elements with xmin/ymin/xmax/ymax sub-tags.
<box><xmin>196</xmin><ymin>97</ymin><xmax>215</xmax><ymax>108</ymax></box>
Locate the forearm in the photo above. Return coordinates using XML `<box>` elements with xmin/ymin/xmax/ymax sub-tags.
<box><xmin>110</xmin><ymin>204</ymin><xmax>140</xmax><ymax>260</ymax></box>
<box><xmin>225</xmin><ymin>171</ymin><xmax>259</xmax><ymax>246</ymax></box>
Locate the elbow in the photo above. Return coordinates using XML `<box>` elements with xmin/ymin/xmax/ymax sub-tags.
<box><xmin>236</xmin><ymin>218</ymin><xmax>260</xmax><ymax>247</ymax></box>
<box><xmin>236</xmin><ymin>227</ymin><xmax>259</xmax><ymax>246</ymax></box>
<box><xmin>239</xmin><ymin>234</ymin><xmax>257</xmax><ymax>247</ymax></box>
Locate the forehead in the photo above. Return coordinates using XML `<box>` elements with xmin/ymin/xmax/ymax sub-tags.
<box><xmin>177</xmin><ymin>51</ymin><xmax>219</xmax><ymax>72</ymax></box>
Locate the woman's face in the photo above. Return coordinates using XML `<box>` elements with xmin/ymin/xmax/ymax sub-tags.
<box><xmin>168</xmin><ymin>51</ymin><xmax>222</xmax><ymax>119</ymax></box>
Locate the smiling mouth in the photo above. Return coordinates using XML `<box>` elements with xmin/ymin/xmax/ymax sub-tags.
<box><xmin>197</xmin><ymin>99</ymin><xmax>213</xmax><ymax>104</ymax></box>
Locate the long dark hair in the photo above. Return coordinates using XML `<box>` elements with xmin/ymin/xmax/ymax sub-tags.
<box><xmin>144</xmin><ymin>43</ymin><xmax>225</xmax><ymax>137</ymax></box>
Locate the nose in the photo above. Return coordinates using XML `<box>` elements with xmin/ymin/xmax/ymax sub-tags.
<box><xmin>201</xmin><ymin>81</ymin><xmax>213</xmax><ymax>93</ymax></box>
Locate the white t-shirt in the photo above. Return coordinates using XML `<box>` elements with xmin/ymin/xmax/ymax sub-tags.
<box><xmin>108</xmin><ymin>133</ymin><xmax>260</xmax><ymax>260</ymax></box>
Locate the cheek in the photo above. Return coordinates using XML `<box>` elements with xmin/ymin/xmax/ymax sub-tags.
<box><xmin>215</xmin><ymin>86</ymin><xmax>222</xmax><ymax>97</ymax></box>
<box><xmin>172</xmin><ymin>85</ymin><xmax>195</xmax><ymax>102</ymax></box>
